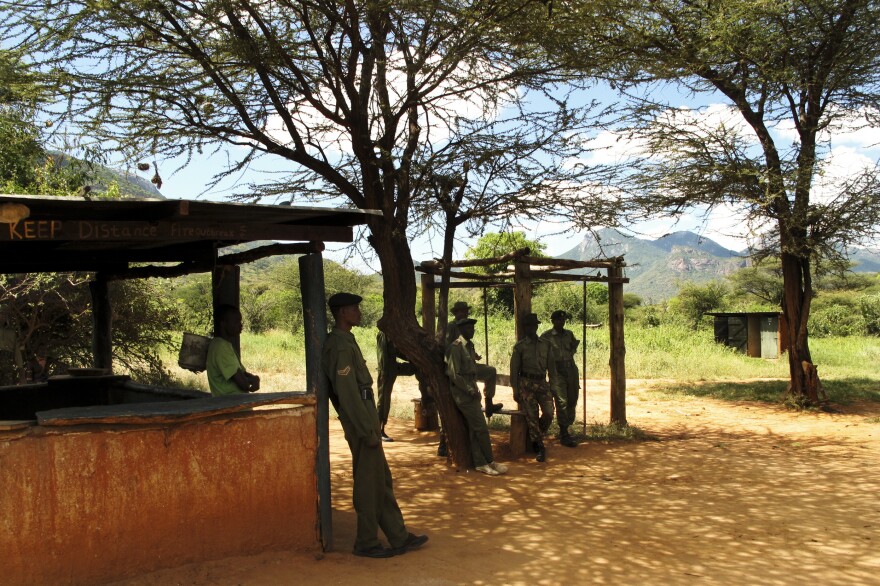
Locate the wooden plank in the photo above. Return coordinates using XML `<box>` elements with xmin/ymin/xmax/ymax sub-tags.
<box><xmin>36</xmin><ymin>392</ymin><xmax>314</xmax><ymax>426</ymax></box>
<box><xmin>0</xmin><ymin>219</ymin><xmax>353</xmax><ymax>244</ymax></box>
<box><xmin>0</xmin><ymin>420</ymin><xmax>35</xmax><ymax>431</ymax></box>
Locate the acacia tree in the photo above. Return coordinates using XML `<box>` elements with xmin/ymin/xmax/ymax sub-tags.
<box><xmin>1</xmin><ymin>1</ymin><xmax>601</xmax><ymax>464</ymax></box>
<box><xmin>544</xmin><ymin>0</ymin><xmax>880</xmax><ymax>404</ymax></box>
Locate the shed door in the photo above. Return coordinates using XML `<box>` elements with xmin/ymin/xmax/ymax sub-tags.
<box><xmin>760</xmin><ymin>316</ymin><xmax>779</xmax><ymax>359</ymax></box>
<box><xmin>728</xmin><ymin>317</ymin><xmax>747</xmax><ymax>353</ymax></box>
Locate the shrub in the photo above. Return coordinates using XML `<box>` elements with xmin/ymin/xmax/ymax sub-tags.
<box><xmin>859</xmin><ymin>294</ymin><xmax>880</xmax><ymax>335</ymax></box>
<box><xmin>810</xmin><ymin>304</ymin><xmax>867</xmax><ymax>337</ymax></box>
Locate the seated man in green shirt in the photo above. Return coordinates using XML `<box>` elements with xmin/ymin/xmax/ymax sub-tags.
<box><xmin>206</xmin><ymin>304</ymin><xmax>260</xmax><ymax>396</ymax></box>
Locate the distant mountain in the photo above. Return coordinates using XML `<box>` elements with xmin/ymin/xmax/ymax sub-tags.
<box><xmin>558</xmin><ymin>229</ymin><xmax>747</xmax><ymax>302</ymax></box>
<box><xmin>847</xmin><ymin>247</ymin><xmax>880</xmax><ymax>273</ymax></box>
<box><xmin>558</xmin><ymin>229</ymin><xmax>880</xmax><ymax>302</ymax></box>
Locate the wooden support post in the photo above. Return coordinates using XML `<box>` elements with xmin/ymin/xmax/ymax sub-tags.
<box><xmin>509</xmin><ymin>412</ymin><xmax>529</xmax><ymax>457</ymax></box>
<box><xmin>89</xmin><ymin>274</ymin><xmax>113</xmax><ymax>372</ymax></box>
<box><xmin>512</xmin><ymin>259</ymin><xmax>532</xmax><ymax>340</ymax></box>
<box><xmin>212</xmin><ymin>264</ymin><xmax>241</xmax><ymax>355</ymax></box>
<box><xmin>608</xmin><ymin>265</ymin><xmax>627</xmax><ymax>425</ymax></box>
<box><xmin>299</xmin><ymin>252</ymin><xmax>332</xmax><ymax>551</ymax></box>
<box><xmin>420</xmin><ymin>273</ymin><xmax>436</xmax><ymax>335</ymax></box>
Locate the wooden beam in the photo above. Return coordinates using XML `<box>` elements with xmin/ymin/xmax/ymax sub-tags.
<box><xmin>0</xmin><ymin>218</ymin><xmax>353</xmax><ymax>244</ymax></box>
<box><xmin>212</xmin><ymin>264</ymin><xmax>240</xmax><ymax>355</ymax></box>
<box><xmin>298</xmin><ymin>252</ymin><xmax>332</xmax><ymax>551</ymax></box>
<box><xmin>218</xmin><ymin>241</ymin><xmax>324</xmax><ymax>265</ymax></box>
<box><xmin>89</xmin><ymin>275</ymin><xmax>113</xmax><ymax>372</ymax></box>
<box><xmin>513</xmin><ymin>259</ymin><xmax>531</xmax><ymax>340</ymax></box>
<box><xmin>419</xmin><ymin>247</ymin><xmax>530</xmax><ymax>270</ymax></box>
<box><xmin>105</xmin><ymin>261</ymin><xmax>214</xmax><ymax>282</ymax></box>
<box><xmin>420</xmin><ymin>273</ymin><xmax>436</xmax><ymax>335</ymax></box>
<box><xmin>608</xmin><ymin>265</ymin><xmax>627</xmax><ymax>425</ymax></box>
<box><xmin>522</xmin><ymin>255</ymin><xmax>626</xmax><ymax>269</ymax></box>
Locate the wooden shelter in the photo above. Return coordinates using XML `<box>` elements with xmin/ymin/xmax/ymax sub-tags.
<box><xmin>0</xmin><ymin>194</ymin><xmax>373</xmax><ymax>584</ymax></box>
<box><xmin>707</xmin><ymin>311</ymin><xmax>787</xmax><ymax>359</ymax></box>
<box><xmin>417</xmin><ymin>248</ymin><xmax>629</xmax><ymax>425</ymax></box>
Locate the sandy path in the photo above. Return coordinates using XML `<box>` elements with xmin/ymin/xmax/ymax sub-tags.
<box><xmin>112</xmin><ymin>380</ymin><xmax>880</xmax><ymax>586</ymax></box>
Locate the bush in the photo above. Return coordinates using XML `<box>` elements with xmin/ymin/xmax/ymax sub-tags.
<box><xmin>859</xmin><ymin>294</ymin><xmax>880</xmax><ymax>335</ymax></box>
<box><xmin>668</xmin><ymin>281</ymin><xmax>728</xmax><ymax>329</ymax></box>
<box><xmin>810</xmin><ymin>303</ymin><xmax>867</xmax><ymax>337</ymax></box>
<box><xmin>532</xmin><ymin>282</ymin><xmax>604</xmax><ymax>324</ymax></box>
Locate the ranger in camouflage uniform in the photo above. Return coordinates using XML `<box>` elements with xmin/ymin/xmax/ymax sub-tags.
<box><xmin>322</xmin><ymin>292</ymin><xmax>428</xmax><ymax>559</ymax></box>
<box><xmin>509</xmin><ymin>313</ymin><xmax>559</xmax><ymax>462</ymax></box>
<box><xmin>540</xmin><ymin>310</ymin><xmax>579</xmax><ymax>447</ymax></box>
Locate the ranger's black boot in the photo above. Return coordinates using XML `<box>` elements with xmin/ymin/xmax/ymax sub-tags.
<box><xmin>559</xmin><ymin>428</ymin><xmax>577</xmax><ymax>448</ymax></box>
<box><xmin>484</xmin><ymin>397</ymin><xmax>504</xmax><ymax>418</ymax></box>
<box><xmin>533</xmin><ymin>441</ymin><xmax>546</xmax><ymax>462</ymax></box>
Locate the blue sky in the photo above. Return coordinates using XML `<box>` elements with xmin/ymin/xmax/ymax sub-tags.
<box><xmin>144</xmin><ymin>79</ymin><xmax>880</xmax><ymax>273</ymax></box>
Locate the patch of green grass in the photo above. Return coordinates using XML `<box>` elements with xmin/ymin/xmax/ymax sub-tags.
<box><xmin>572</xmin><ymin>422</ymin><xmax>657</xmax><ymax>441</ymax></box>
<box><xmin>643</xmin><ymin>377</ymin><xmax>880</xmax><ymax>406</ymax></box>
<box><xmin>646</xmin><ymin>380</ymin><xmax>788</xmax><ymax>403</ymax></box>
<box><xmin>864</xmin><ymin>417</ymin><xmax>880</xmax><ymax>424</ymax></box>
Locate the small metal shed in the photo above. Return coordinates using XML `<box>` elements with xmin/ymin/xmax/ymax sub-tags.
<box><xmin>707</xmin><ymin>312</ymin><xmax>787</xmax><ymax>359</ymax></box>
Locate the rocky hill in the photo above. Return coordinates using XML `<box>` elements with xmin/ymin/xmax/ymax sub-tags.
<box><xmin>557</xmin><ymin>229</ymin><xmax>880</xmax><ymax>302</ymax></box>
<box><xmin>557</xmin><ymin>229</ymin><xmax>748</xmax><ymax>303</ymax></box>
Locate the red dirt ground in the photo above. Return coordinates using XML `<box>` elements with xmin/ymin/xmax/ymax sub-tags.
<box><xmin>112</xmin><ymin>380</ymin><xmax>880</xmax><ymax>586</ymax></box>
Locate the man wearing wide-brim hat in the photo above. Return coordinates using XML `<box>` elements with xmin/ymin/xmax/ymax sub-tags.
<box><xmin>322</xmin><ymin>292</ymin><xmax>428</xmax><ymax>558</ymax></box>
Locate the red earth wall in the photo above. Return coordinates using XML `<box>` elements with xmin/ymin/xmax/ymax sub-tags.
<box><xmin>0</xmin><ymin>406</ymin><xmax>318</xmax><ymax>585</ymax></box>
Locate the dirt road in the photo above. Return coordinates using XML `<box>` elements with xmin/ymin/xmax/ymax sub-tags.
<box><xmin>113</xmin><ymin>381</ymin><xmax>880</xmax><ymax>586</ymax></box>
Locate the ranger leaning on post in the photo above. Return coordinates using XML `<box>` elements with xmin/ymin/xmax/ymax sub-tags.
<box><xmin>540</xmin><ymin>310</ymin><xmax>580</xmax><ymax>448</ymax></box>
<box><xmin>446</xmin><ymin>317</ymin><xmax>509</xmax><ymax>476</ymax></box>
<box><xmin>322</xmin><ymin>292</ymin><xmax>428</xmax><ymax>559</ymax></box>
<box><xmin>510</xmin><ymin>313</ymin><xmax>561</xmax><ymax>462</ymax></box>
<box><xmin>446</xmin><ymin>301</ymin><xmax>503</xmax><ymax>418</ymax></box>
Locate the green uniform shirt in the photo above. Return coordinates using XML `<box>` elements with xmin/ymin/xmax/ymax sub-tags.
<box><xmin>322</xmin><ymin>327</ymin><xmax>379</xmax><ymax>444</ymax></box>
<box><xmin>541</xmin><ymin>328</ymin><xmax>579</xmax><ymax>361</ymax></box>
<box><xmin>446</xmin><ymin>336</ymin><xmax>480</xmax><ymax>401</ymax></box>
<box><xmin>509</xmin><ymin>335</ymin><xmax>561</xmax><ymax>393</ymax></box>
<box><xmin>206</xmin><ymin>337</ymin><xmax>245</xmax><ymax>396</ymax></box>
<box><xmin>445</xmin><ymin>321</ymin><xmax>461</xmax><ymax>347</ymax></box>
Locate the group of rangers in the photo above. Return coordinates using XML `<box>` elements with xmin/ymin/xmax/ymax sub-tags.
<box><xmin>206</xmin><ymin>293</ymin><xmax>581</xmax><ymax>559</ymax></box>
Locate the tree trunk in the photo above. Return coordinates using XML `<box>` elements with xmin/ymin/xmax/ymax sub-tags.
<box><xmin>780</xmin><ymin>251</ymin><xmax>820</xmax><ymax>405</ymax></box>
<box><xmin>370</xmin><ymin>220</ymin><xmax>470</xmax><ymax>468</ymax></box>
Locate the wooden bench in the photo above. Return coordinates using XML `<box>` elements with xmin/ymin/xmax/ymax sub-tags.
<box><xmin>485</xmin><ymin>407</ymin><xmax>530</xmax><ymax>457</ymax></box>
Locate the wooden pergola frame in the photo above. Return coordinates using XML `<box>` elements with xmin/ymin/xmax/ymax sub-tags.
<box><xmin>416</xmin><ymin>248</ymin><xmax>629</xmax><ymax>425</ymax></box>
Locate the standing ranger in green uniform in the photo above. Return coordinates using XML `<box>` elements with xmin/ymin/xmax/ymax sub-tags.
<box><xmin>510</xmin><ymin>313</ymin><xmax>559</xmax><ymax>462</ymax></box>
<box><xmin>446</xmin><ymin>317</ymin><xmax>509</xmax><ymax>476</ymax></box>
<box><xmin>322</xmin><ymin>292</ymin><xmax>428</xmax><ymax>558</ymax></box>
<box><xmin>541</xmin><ymin>310</ymin><xmax>579</xmax><ymax>447</ymax></box>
